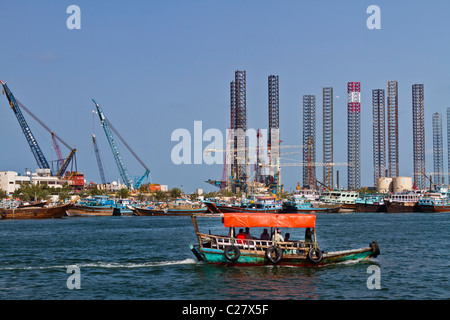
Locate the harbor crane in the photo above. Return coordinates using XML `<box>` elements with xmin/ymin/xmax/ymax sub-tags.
<box><xmin>92</xmin><ymin>133</ymin><xmax>107</xmax><ymax>185</ymax></box>
<box><xmin>1</xmin><ymin>80</ymin><xmax>77</xmax><ymax>178</ymax></box>
<box><xmin>92</xmin><ymin>99</ymin><xmax>150</xmax><ymax>190</ymax></box>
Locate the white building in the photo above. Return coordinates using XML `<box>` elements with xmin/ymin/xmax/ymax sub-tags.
<box><xmin>0</xmin><ymin>169</ymin><xmax>65</xmax><ymax>194</ymax></box>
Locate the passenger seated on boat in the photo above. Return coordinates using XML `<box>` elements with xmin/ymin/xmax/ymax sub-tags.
<box><xmin>272</xmin><ymin>228</ymin><xmax>284</xmax><ymax>242</ymax></box>
<box><xmin>260</xmin><ymin>228</ymin><xmax>270</xmax><ymax>240</ymax></box>
<box><xmin>284</xmin><ymin>233</ymin><xmax>291</xmax><ymax>242</ymax></box>
<box><xmin>305</xmin><ymin>228</ymin><xmax>314</xmax><ymax>245</ymax></box>
<box><xmin>244</xmin><ymin>227</ymin><xmax>257</xmax><ymax>240</ymax></box>
<box><xmin>236</xmin><ymin>229</ymin><xmax>246</xmax><ymax>244</ymax></box>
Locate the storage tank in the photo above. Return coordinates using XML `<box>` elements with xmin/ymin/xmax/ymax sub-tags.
<box><xmin>377</xmin><ymin>177</ymin><xmax>393</xmax><ymax>193</ymax></box>
<box><xmin>392</xmin><ymin>177</ymin><xmax>413</xmax><ymax>193</ymax></box>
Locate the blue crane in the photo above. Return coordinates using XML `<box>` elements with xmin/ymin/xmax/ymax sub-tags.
<box><xmin>92</xmin><ymin>99</ymin><xmax>150</xmax><ymax>190</ymax></box>
<box><xmin>1</xmin><ymin>80</ymin><xmax>50</xmax><ymax>170</ymax></box>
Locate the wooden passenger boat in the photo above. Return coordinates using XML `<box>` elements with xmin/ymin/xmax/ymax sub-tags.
<box><xmin>0</xmin><ymin>202</ymin><xmax>73</xmax><ymax>220</ymax></box>
<box><xmin>384</xmin><ymin>192</ymin><xmax>422</xmax><ymax>213</ymax></box>
<box><xmin>282</xmin><ymin>195</ymin><xmax>340</xmax><ymax>213</ymax></box>
<box><xmin>205</xmin><ymin>202</ymin><xmax>281</xmax><ymax>214</ymax></box>
<box><xmin>354</xmin><ymin>195</ymin><xmax>386</xmax><ymax>213</ymax></box>
<box><xmin>130</xmin><ymin>205</ymin><xmax>207</xmax><ymax>216</ymax></box>
<box><xmin>417</xmin><ymin>197</ymin><xmax>450</xmax><ymax>213</ymax></box>
<box><xmin>67</xmin><ymin>204</ymin><xmax>116</xmax><ymax>216</ymax></box>
<box><xmin>190</xmin><ymin>212</ymin><xmax>380</xmax><ymax>266</ymax></box>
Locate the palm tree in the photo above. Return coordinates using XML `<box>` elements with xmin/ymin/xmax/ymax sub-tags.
<box><xmin>0</xmin><ymin>189</ymin><xmax>7</xmax><ymax>200</ymax></box>
<box><xmin>153</xmin><ymin>190</ymin><xmax>168</xmax><ymax>202</ymax></box>
<box><xmin>117</xmin><ymin>188</ymin><xmax>130</xmax><ymax>199</ymax></box>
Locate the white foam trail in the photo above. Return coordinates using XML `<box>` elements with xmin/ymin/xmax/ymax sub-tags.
<box><xmin>0</xmin><ymin>258</ymin><xmax>198</xmax><ymax>271</ymax></box>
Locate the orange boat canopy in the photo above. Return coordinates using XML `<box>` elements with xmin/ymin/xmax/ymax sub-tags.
<box><xmin>223</xmin><ymin>213</ymin><xmax>316</xmax><ymax>229</ymax></box>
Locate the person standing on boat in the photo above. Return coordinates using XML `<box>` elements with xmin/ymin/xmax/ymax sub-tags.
<box><xmin>272</xmin><ymin>228</ymin><xmax>284</xmax><ymax>242</ymax></box>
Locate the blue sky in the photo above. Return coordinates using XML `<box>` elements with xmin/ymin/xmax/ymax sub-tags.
<box><xmin>1</xmin><ymin>0</ymin><xmax>450</xmax><ymax>193</ymax></box>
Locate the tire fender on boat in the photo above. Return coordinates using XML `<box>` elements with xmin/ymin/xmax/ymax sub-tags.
<box><xmin>265</xmin><ymin>246</ymin><xmax>283</xmax><ymax>264</ymax></box>
<box><xmin>224</xmin><ymin>245</ymin><xmax>241</xmax><ymax>262</ymax></box>
<box><xmin>307</xmin><ymin>247</ymin><xmax>323</xmax><ymax>264</ymax></box>
<box><xmin>370</xmin><ymin>241</ymin><xmax>380</xmax><ymax>257</ymax></box>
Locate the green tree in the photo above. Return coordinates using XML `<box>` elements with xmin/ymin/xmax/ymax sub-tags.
<box><xmin>188</xmin><ymin>192</ymin><xmax>199</xmax><ymax>201</ymax></box>
<box><xmin>0</xmin><ymin>189</ymin><xmax>7</xmax><ymax>200</ymax></box>
<box><xmin>169</xmin><ymin>187</ymin><xmax>183</xmax><ymax>199</ymax></box>
<box><xmin>203</xmin><ymin>191</ymin><xmax>218</xmax><ymax>199</ymax></box>
<box><xmin>117</xmin><ymin>188</ymin><xmax>130</xmax><ymax>199</ymax></box>
<box><xmin>153</xmin><ymin>190</ymin><xmax>168</xmax><ymax>202</ymax></box>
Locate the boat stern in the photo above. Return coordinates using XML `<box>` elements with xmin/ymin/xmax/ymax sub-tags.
<box><xmin>190</xmin><ymin>245</ymin><xmax>205</xmax><ymax>262</ymax></box>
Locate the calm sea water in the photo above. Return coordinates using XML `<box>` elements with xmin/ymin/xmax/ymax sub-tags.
<box><xmin>0</xmin><ymin>212</ymin><xmax>448</xmax><ymax>300</ymax></box>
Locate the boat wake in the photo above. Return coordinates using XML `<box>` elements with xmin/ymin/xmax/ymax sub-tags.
<box><xmin>0</xmin><ymin>259</ymin><xmax>199</xmax><ymax>271</ymax></box>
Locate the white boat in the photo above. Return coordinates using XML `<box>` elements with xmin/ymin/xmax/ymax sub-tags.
<box><xmin>317</xmin><ymin>190</ymin><xmax>359</xmax><ymax>212</ymax></box>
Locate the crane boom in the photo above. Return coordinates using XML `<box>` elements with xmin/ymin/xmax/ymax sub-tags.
<box><xmin>1</xmin><ymin>80</ymin><xmax>50</xmax><ymax>170</ymax></box>
<box><xmin>92</xmin><ymin>133</ymin><xmax>107</xmax><ymax>185</ymax></box>
<box><xmin>52</xmin><ymin>131</ymin><xmax>65</xmax><ymax>167</ymax></box>
<box><xmin>92</xmin><ymin>99</ymin><xmax>133</xmax><ymax>189</ymax></box>
<box><xmin>56</xmin><ymin>149</ymin><xmax>77</xmax><ymax>179</ymax></box>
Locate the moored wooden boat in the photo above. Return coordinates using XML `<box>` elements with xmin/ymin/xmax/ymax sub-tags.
<box><xmin>67</xmin><ymin>204</ymin><xmax>116</xmax><ymax>216</ymax></box>
<box><xmin>130</xmin><ymin>205</ymin><xmax>207</xmax><ymax>216</ymax></box>
<box><xmin>354</xmin><ymin>195</ymin><xmax>386</xmax><ymax>213</ymax></box>
<box><xmin>385</xmin><ymin>201</ymin><xmax>419</xmax><ymax>213</ymax></box>
<box><xmin>190</xmin><ymin>212</ymin><xmax>380</xmax><ymax>266</ymax></box>
<box><xmin>417</xmin><ymin>197</ymin><xmax>450</xmax><ymax>213</ymax></box>
<box><xmin>0</xmin><ymin>202</ymin><xmax>73</xmax><ymax>220</ymax></box>
<box><xmin>205</xmin><ymin>202</ymin><xmax>281</xmax><ymax>213</ymax></box>
<box><xmin>18</xmin><ymin>200</ymin><xmax>48</xmax><ymax>208</ymax></box>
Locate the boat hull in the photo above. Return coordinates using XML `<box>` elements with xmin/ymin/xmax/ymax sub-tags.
<box><xmin>355</xmin><ymin>203</ymin><xmax>386</xmax><ymax>213</ymax></box>
<box><xmin>385</xmin><ymin>201</ymin><xmax>419</xmax><ymax>213</ymax></box>
<box><xmin>190</xmin><ymin>245</ymin><xmax>376</xmax><ymax>267</ymax></box>
<box><xmin>0</xmin><ymin>203</ymin><xmax>72</xmax><ymax>220</ymax></box>
<box><xmin>417</xmin><ymin>205</ymin><xmax>450</xmax><ymax>213</ymax></box>
<box><xmin>132</xmin><ymin>206</ymin><xmax>207</xmax><ymax>216</ymax></box>
<box><xmin>67</xmin><ymin>205</ymin><xmax>115</xmax><ymax>216</ymax></box>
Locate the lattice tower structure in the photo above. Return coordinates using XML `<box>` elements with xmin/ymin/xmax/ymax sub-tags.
<box><xmin>387</xmin><ymin>81</ymin><xmax>399</xmax><ymax>177</ymax></box>
<box><xmin>432</xmin><ymin>112</ymin><xmax>444</xmax><ymax>186</ymax></box>
<box><xmin>227</xmin><ymin>80</ymin><xmax>237</xmax><ymax>186</ymax></box>
<box><xmin>372</xmin><ymin>89</ymin><xmax>386</xmax><ymax>186</ymax></box>
<box><xmin>447</xmin><ymin>108</ymin><xmax>450</xmax><ymax>184</ymax></box>
<box><xmin>233</xmin><ymin>70</ymin><xmax>248</xmax><ymax>186</ymax></box>
<box><xmin>268</xmin><ymin>75</ymin><xmax>280</xmax><ymax>178</ymax></box>
<box><xmin>347</xmin><ymin>82</ymin><xmax>361</xmax><ymax>190</ymax></box>
<box><xmin>303</xmin><ymin>95</ymin><xmax>316</xmax><ymax>188</ymax></box>
<box><xmin>322</xmin><ymin>87</ymin><xmax>333</xmax><ymax>188</ymax></box>
<box><xmin>412</xmin><ymin>84</ymin><xmax>426</xmax><ymax>190</ymax></box>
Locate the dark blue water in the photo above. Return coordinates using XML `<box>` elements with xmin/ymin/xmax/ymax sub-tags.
<box><xmin>0</xmin><ymin>213</ymin><xmax>448</xmax><ymax>300</ymax></box>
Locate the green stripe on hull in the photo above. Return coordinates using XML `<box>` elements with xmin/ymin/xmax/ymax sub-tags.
<box><xmin>191</xmin><ymin>246</ymin><xmax>373</xmax><ymax>266</ymax></box>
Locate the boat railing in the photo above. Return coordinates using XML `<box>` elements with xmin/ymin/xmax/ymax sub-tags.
<box><xmin>196</xmin><ymin>233</ymin><xmax>313</xmax><ymax>254</ymax></box>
